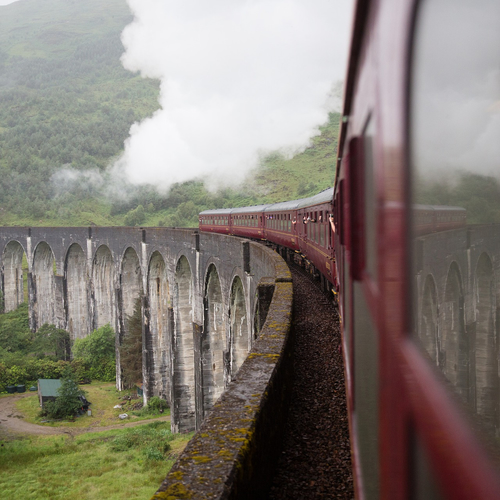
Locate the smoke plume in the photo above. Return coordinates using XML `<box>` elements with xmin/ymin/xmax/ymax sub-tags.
<box><xmin>112</xmin><ymin>0</ymin><xmax>354</xmax><ymax>192</ymax></box>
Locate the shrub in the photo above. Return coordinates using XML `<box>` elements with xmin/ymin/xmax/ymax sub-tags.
<box><xmin>0</xmin><ymin>362</ymin><xmax>8</xmax><ymax>391</ymax></box>
<box><xmin>131</xmin><ymin>396</ymin><xmax>169</xmax><ymax>417</ymax></box>
<box><xmin>5</xmin><ymin>365</ymin><xmax>29</xmax><ymax>386</ymax></box>
<box><xmin>143</xmin><ymin>447</ymin><xmax>164</xmax><ymax>461</ymax></box>
<box><xmin>147</xmin><ymin>396</ymin><xmax>169</xmax><ymax>413</ymax></box>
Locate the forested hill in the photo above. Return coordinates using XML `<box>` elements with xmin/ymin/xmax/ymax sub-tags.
<box><xmin>0</xmin><ymin>0</ymin><xmax>339</xmax><ymax>228</ymax></box>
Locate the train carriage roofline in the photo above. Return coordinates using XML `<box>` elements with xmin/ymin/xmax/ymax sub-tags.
<box><xmin>263</xmin><ymin>199</ymin><xmax>302</xmax><ymax>212</ymax></box>
<box><xmin>230</xmin><ymin>204</ymin><xmax>272</xmax><ymax>214</ymax></box>
<box><xmin>264</xmin><ymin>188</ymin><xmax>334</xmax><ymax>213</ymax></box>
<box><xmin>199</xmin><ymin>208</ymin><xmax>233</xmax><ymax>216</ymax></box>
<box><xmin>296</xmin><ymin>188</ymin><xmax>334</xmax><ymax>209</ymax></box>
<box><xmin>413</xmin><ymin>204</ymin><xmax>466</xmax><ymax>212</ymax></box>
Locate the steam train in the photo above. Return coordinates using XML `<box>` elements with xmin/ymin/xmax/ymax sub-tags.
<box><xmin>199</xmin><ymin>193</ymin><xmax>465</xmax><ymax>289</ymax></box>
<box><xmin>199</xmin><ymin>188</ymin><xmax>337</xmax><ymax>290</ymax></box>
<box><xmin>201</xmin><ymin>0</ymin><xmax>500</xmax><ymax>498</ymax></box>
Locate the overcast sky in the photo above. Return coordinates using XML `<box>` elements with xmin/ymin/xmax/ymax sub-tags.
<box><xmin>112</xmin><ymin>0</ymin><xmax>355</xmax><ymax>192</ymax></box>
<box><xmin>412</xmin><ymin>0</ymin><xmax>500</xmax><ymax>182</ymax></box>
<box><xmin>0</xmin><ymin>0</ymin><xmax>20</xmax><ymax>6</ymax></box>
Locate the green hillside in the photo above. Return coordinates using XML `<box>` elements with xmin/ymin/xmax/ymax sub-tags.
<box><xmin>0</xmin><ymin>0</ymin><xmax>339</xmax><ymax>228</ymax></box>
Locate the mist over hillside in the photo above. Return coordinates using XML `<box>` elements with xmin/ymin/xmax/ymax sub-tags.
<box><xmin>0</xmin><ymin>0</ymin><xmax>342</xmax><ymax>228</ymax></box>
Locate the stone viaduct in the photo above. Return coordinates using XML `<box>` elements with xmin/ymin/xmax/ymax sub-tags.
<box><xmin>0</xmin><ymin>226</ymin><xmax>280</xmax><ymax>433</ymax></box>
<box><xmin>415</xmin><ymin>223</ymin><xmax>500</xmax><ymax>435</ymax></box>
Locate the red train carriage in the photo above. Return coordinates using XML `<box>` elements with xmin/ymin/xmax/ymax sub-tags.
<box><xmin>199</xmin><ymin>190</ymin><xmax>337</xmax><ymax>290</ymax></box>
<box><xmin>262</xmin><ymin>199</ymin><xmax>302</xmax><ymax>251</ymax></box>
<box><xmin>413</xmin><ymin>205</ymin><xmax>466</xmax><ymax>236</ymax></box>
<box><xmin>335</xmin><ymin>0</ymin><xmax>500</xmax><ymax>498</ymax></box>
<box><xmin>230</xmin><ymin>205</ymin><xmax>269</xmax><ymax>240</ymax></box>
<box><xmin>198</xmin><ymin>208</ymin><xmax>232</xmax><ymax>234</ymax></box>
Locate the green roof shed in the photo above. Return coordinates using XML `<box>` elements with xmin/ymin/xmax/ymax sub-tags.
<box><xmin>37</xmin><ymin>379</ymin><xmax>62</xmax><ymax>407</ymax></box>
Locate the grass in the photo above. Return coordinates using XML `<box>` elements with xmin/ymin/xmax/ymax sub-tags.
<box><xmin>0</xmin><ymin>422</ymin><xmax>193</xmax><ymax>500</ymax></box>
<box><xmin>1</xmin><ymin>382</ymin><xmax>188</xmax><ymax>499</ymax></box>
<box><xmin>15</xmin><ymin>382</ymin><xmax>170</xmax><ymax>429</ymax></box>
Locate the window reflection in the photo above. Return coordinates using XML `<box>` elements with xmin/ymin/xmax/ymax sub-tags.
<box><xmin>410</xmin><ymin>0</ymin><xmax>500</xmax><ymax>445</ymax></box>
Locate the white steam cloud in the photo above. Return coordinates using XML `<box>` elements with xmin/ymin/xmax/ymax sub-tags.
<box><xmin>112</xmin><ymin>0</ymin><xmax>354</xmax><ymax>192</ymax></box>
<box><xmin>412</xmin><ymin>0</ymin><xmax>500</xmax><ymax>181</ymax></box>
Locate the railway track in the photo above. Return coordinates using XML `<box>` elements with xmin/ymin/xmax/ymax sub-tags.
<box><xmin>268</xmin><ymin>266</ymin><xmax>353</xmax><ymax>499</ymax></box>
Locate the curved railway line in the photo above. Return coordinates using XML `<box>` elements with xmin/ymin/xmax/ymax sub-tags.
<box><xmin>268</xmin><ymin>266</ymin><xmax>353</xmax><ymax>499</ymax></box>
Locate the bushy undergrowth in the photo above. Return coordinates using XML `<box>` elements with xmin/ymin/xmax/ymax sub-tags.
<box><xmin>0</xmin><ymin>314</ymin><xmax>116</xmax><ymax>391</ymax></box>
<box><xmin>131</xmin><ymin>396</ymin><xmax>169</xmax><ymax>417</ymax></box>
<box><xmin>0</xmin><ymin>359</ymin><xmax>71</xmax><ymax>389</ymax></box>
<box><xmin>110</xmin><ymin>421</ymin><xmax>172</xmax><ymax>460</ymax></box>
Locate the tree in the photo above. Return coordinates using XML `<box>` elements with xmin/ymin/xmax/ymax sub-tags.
<box><xmin>120</xmin><ymin>298</ymin><xmax>143</xmax><ymax>389</ymax></box>
<box><xmin>124</xmin><ymin>205</ymin><xmax>146</xmax><ymax>226</ymax></box>
<box><xmin>31</xmin><ymin>324</ymin><xmax>71</xmax><ymax>361</ymax></box>
<box><xmin>72</xmin><ymin>324</ymin><xmax>116</xmax><ymax>381</ymax></box>
<box><xmin>73</xmin><ymin>324</ymin><xmax>115</xmax><ymax>361</ymax></box>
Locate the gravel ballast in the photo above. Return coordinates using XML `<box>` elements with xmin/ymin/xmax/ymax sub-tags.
<box><xmin>268</xmin><ymin>266</ymin><xmax>354</xmax><ymax>499</ymax></box>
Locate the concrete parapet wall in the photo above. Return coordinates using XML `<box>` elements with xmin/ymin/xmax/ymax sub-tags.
<box><xmin>153</xmin><ymin>252</ymin><xmax>293</xmax><ymax>500</ymax></box>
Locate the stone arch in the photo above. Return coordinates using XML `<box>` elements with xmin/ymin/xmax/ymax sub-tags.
<box><xmin>173</xmin><ymin>255</ymin><xmax>195</xmax><ymax>432</ymax></box>
<box><xmin>32</xmin><ymin>242</ymin><xmax>59</xmax><ymax>330</ymax></box>
<box><xmin>201</xmin><ymin>263</ymin><xmax>227</xmax><ymax>417</ymax></box>
<box><xmin>92</xmin><ymin>245</ymin><xmax>116</xmax><ymax>331</ymax></box>
<box><xmin>229</xmin><ymin>275</ymin><xmax>249</xmax><ymax>378</ymax></box>
<box><xmin>147</xmin><ymin>251</ymin><xmax>170</xmax><ymax>402</ymax></box>
<box><xmin>121</xmin><ymin>247</ymin><xmax>143</xmax><ymax>331</ymax></box>
<box><xmin>118</xmin><ymin>247</ymin><xmax>144</xmax><ymax>391</ymax></box>
<box><xmin>441</xmin><ymin>261</ymin><xmax>468</xmax><ymax>402</ymax></box>
<box><xmin>420</xmin><ymin>274</ymin><xmax>439</xmax><ymax>365</ymax></box>
<box><xmin>473</xmin><ymin>252</ymin><xmax>497</xmax><ymax>429</ymax></box>
<box><xmin>2</xmin><ymin>241</ymin><xmax>26</xmax><ymax>312</ymax></box>
<box><xmin>65</xmin><ymin>243</ymin><xmax>89</xmax><ymax>340</ymax></box>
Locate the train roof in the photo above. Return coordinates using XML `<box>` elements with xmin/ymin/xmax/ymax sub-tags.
<box><xmin>413</xmin><ymin>204</ymin><xmax>466</xmax><ymax>212</ymax></box>
<box><xmin>199</xmin><ymin>208</ymin><xmax>232</xmax><ymax>216</ymax></box>
<box><xmin>296</xmin><ymin>188</ymin><xmax>333</xmax><ymax>209</ymax></box>
<box><xmin>264</xmin><ymin>188</ymin><xmax>333</xmax><ymax>213</ymax></box>
<box><xmin>200</xmin><ymin>188</ymin><xmax>334</xmax><ymax>217</ymax></box>
<box><xmin>230</xmin><ymin>204</ymin><xmax>271</xmax><ymax>214</ymax></box>
<box><xmin>263</xmin><ymin>199</ymin><xmax>302</xmax><ymax>212</ymax></box>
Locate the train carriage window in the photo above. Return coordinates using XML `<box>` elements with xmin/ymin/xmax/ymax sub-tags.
<box><xmin>410</xmin><ymin>0</ymin><xmax>500</xmax><ymax>458</ymax></box>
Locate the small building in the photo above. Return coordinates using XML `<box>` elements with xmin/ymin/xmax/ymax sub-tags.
<box><xmin>37</xmin><ymin>379</ymin><xmax>61</xmax><ymax>407</ymax></box>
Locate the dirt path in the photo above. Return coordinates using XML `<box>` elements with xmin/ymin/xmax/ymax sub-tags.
<box><xmin>0</xmin><ymin>393</ymin><xmax>170</xmax><ymax>438</ymax></box>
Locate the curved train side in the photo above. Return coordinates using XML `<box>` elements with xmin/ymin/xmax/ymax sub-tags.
<box><xmin>199</xmin><ymin>193</ymin><xmax>465</xmax><ymax>294</ymax></box>
<box><xmin>200</xmin><ymin>188</ymin><xmax>337</xmax><ymax>290</ymax></box>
